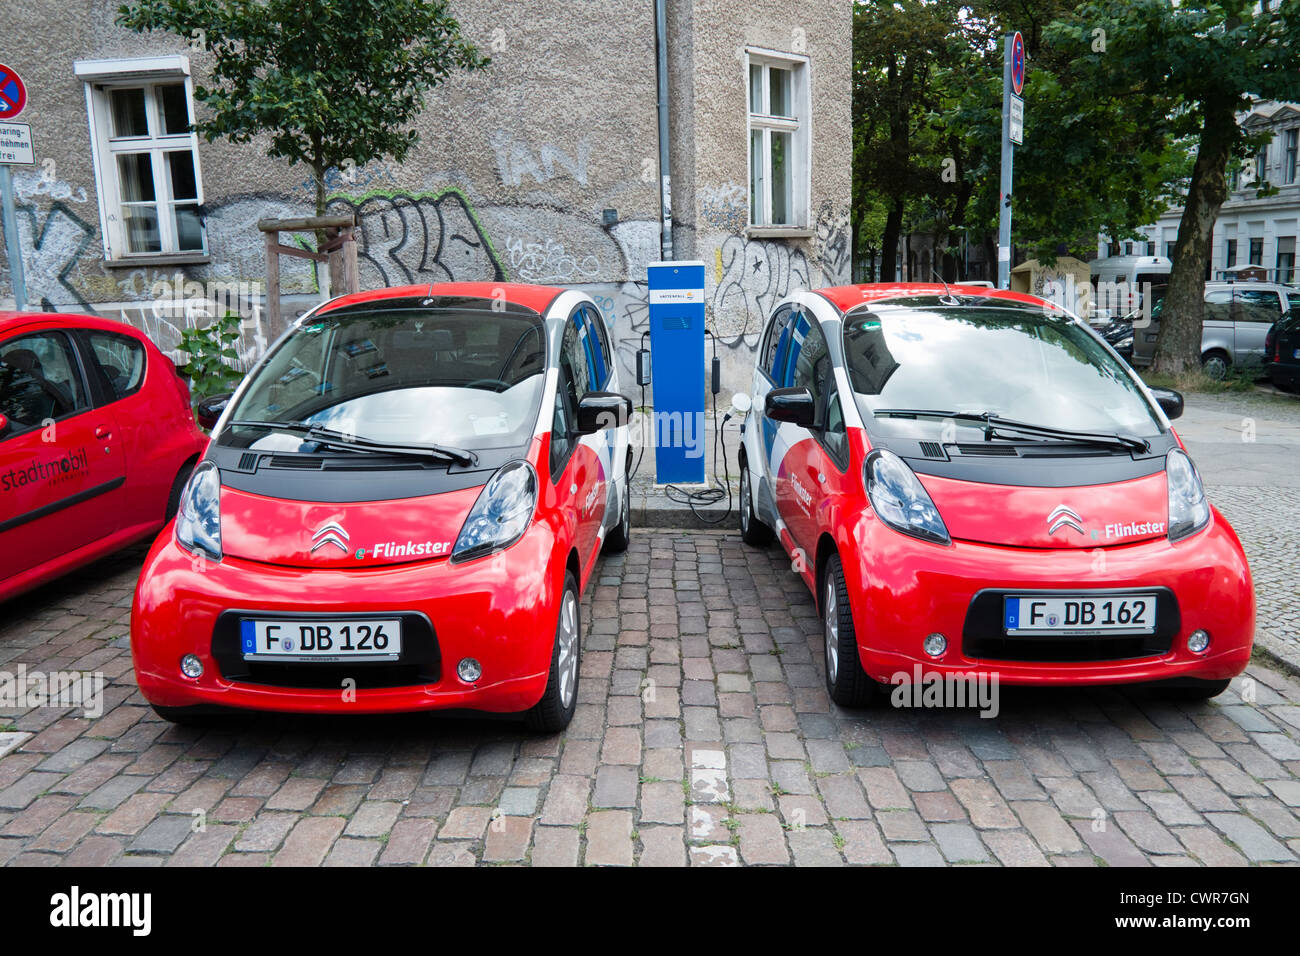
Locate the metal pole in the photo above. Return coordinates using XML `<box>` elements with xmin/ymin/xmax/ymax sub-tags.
<box><xmin>0</xmin><ymin>165</ymin><xmax>26</xmax><ymax>310</ymax></box>
<box><xmin>997</xmin><ymin>34</ymin><xmax>1014</xmax><ymax>290</ymax></box>
<box><xmin>653</xmin><ymin>0</ymin><xmax>673</xmax><ymax>260</ymax></box>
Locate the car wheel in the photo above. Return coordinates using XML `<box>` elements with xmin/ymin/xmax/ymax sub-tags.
<box><xmin>525</xmin><ymin>571</ymin><xmax>581</xmax><ymax>732</ymax></box>
<box><xmin>822</xmin><ymin>555</ymin><xmax>876</xmax><ymax>707</ymax></box>
<box><xmin>165</xmin><ymin>460</ymin><xmax>196</xmax><ymax>521</ymax></box>
<box><xmin>1202</xmin><ymin>350</ymin><xmax>1230</xmax><ymax>381</ymax></box>
<box><xmin>1158</xmin><ymin>678</ymin><xmax>1232</xmax><ymax>701</ymax></box>
<box><xmin>739</xmin><ymin>459</ymin><xmax>774</xmax><ymax>546</ymax></box>
<box><xmin>603</xmin><ymin>483</ymin><xmax>631</xmax><ymax>553</ymax></box>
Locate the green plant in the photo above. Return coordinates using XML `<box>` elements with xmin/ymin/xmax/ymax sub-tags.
<box><xmin>177</xmin><ymin>311</ymin><xmax>245</xmax><ymax>402</ymax></box>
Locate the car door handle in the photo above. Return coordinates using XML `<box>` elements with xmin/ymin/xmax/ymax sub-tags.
<box><xmin>95</xmin><ymin>425</ymin><xmax>113</xmax><ymax>440</ymax></box>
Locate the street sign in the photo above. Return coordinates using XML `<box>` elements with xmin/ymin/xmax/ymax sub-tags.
<box><xmin>0</xmin><ymin>122</ymin><xmax>34</xmax><ymax>165</ymax></box>
<box><xmin>0</xmin><ymin>64</ymin><xmax>26</xmax><ymax>120</ymax></box>
<box><xmin>1009</xmin><ymin>95</ymin><xmax>1024</xmax><ymax>146</ymax></box>
<box><xmin>1011</xmin><ymin>32</ymin><xmax>1025</xmax><ymax>96</ymax></box>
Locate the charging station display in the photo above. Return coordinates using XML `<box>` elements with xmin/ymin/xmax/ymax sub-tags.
<box><xmin>647</xmin><ymin>261</ymin><xmax>706</xmax><ymax>484</ymax></box>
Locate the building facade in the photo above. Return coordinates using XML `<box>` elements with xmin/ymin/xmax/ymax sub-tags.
<box><xmin>0</xmin><ymin>0</ymin><xmax>851</xmax><ymax>393</ymax></box>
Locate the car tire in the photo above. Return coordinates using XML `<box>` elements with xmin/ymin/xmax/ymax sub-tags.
<box><xmin>165</xmin><ymin>460</ymin><xmax>196</xmax><ymax>522</ymax></box>
<box><xmin>525</xmin><ymin>571</ymin><xmax>581</xmax><ymax>733</ymax></box>
<box><xmin>603</xmin><ymin>483</ymin><xmax>631</xmax><ymax>553</ymax></box>
<box><xmin>1202</xmin><ymin>350</ymin><xmax>1230</xmax><ymax>381</ymax></box>
<box><xmin>822</xmin><ymin>555</ymin><xmax>877</xmax><ymax>707</ymax></box>
<box><xmin>739</xmin><ymin>458</ymin><xmax>775</xmax><ymax>546</ymax></box>
<box><xmin>1158</xmin><ymin>678</ymin><xmax>1232</xmax><ymax>701</ymax></box>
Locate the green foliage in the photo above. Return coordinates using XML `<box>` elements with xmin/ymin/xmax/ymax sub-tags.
<box><xmin>117</xmin><ymin>0</ymin><xmax>489</xmax><ymax>213</ymax></box>
<box><xmin>177</xmin><ymin>311</ymin><xmax>244</xmax><ymax>402</ymax></box>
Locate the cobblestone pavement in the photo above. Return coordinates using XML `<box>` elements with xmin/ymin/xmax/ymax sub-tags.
<box><xmin>2</xmin><ymin>529</ymin><xmax>1299</xmax><ymax>868</ymax></box>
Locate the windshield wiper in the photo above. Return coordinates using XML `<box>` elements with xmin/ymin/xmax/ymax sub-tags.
<box><xmin>871</xmin><ymin>409</ymin><xmax>1149</xmax><ymax>452</ymax></box>
<box><xmin>227</xmin><ymin>420</ymin><xmax>477</xmax><ymax>466</ymax></box>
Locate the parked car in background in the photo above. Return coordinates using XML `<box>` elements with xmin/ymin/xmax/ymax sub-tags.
<box><xmin>1266</xmin><ymin>308</ymin><xmax>1300</xmax><ymax>392</ymax></box>
<box><xmin>131</xmin><ymin>283</ymin><xmax>633</xmax><ymax>732</ymax></box>
<box><xmin>1131</xmin><ymin>280</ymin><xmax>1300</xmax><ymax>376</ymax></box>
<box><xmin>0</xmin><ymin>312</ymin><xmax>207</xmax><ymax>603</ymax></box>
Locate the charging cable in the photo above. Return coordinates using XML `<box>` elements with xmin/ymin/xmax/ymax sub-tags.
<box><xmin>663</xmin><ymin>329</ymin><xmax>734</xmax><ymax>524</ymax></box>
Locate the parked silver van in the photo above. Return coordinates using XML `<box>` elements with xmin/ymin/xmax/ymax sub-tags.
<box><xmin>1130</xmin><ymin>280</ymin><xmax>1300</xmax><ymax>376</ymax></box>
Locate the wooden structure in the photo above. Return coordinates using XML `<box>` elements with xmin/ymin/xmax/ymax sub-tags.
<box><xmin>257</xmin><ymin>215</ymin><xmax>359</xmax><ymax>331</ymax></box>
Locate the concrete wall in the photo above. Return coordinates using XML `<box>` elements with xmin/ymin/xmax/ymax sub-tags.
<box><xmin>1</xmin><ymin>0</ymin><xmax>851</xmax><ymax>397</ymax></box>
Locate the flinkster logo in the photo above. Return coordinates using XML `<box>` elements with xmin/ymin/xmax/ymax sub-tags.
<box><xmin>1</xmin><ymin>447</ymin><xmax>89</xmax><ymax>492</ymax></box>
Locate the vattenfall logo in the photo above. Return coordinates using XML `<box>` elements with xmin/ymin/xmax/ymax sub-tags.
<box><xmin>1</xmin><ymin>447</ymin><xmax>89</xmax><ymax>492</ymax></box>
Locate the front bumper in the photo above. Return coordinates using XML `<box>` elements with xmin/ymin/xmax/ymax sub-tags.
<box><xmin>130</xmin><ymin>523</ymin><xmax>563</xmax><ymax>715</ymax></box>
<box><xmin>844</xmin><ymin>506</ymin><xmax>1254</xmax><ymax>687</ymax></box>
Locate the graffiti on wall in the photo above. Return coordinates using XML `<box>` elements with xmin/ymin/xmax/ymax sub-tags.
<box><xmin>504</xmin><ymin>235</ymin><xmax>601</xmax><ymax>283</ymax></box>
<box><xmin>12</xmin><ymin>201</ymin><xmax>97</xmax><ymax>310</ymax></box>
<box><xmin>490</xmin><ymin>130</ymin><xmax>591</xmax><ymax>188</ymax></box>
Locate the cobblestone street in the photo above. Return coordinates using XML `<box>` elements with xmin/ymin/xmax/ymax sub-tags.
<box><xmin>2</xmin><ymin>511</ymin><xmax>1299</xmax><ymax>867</ymax></box>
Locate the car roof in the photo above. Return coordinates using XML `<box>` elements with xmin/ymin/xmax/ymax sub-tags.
<box><xmin>316</xmin><ymin>282</ymin><xmax>565</xmax><ymax>316</ymax></box>
<box><xmin>816</xmin><ymin>282</ymin><xmax>1050</xmax><ymax>314</ymax></box>
<box><xmin>0</xmin><ymin>311</ymin><xmax>153</xmax><ymax>339</ymax></box>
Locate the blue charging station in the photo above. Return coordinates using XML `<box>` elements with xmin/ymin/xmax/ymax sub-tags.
<box><xmin>647</xmin><ymin>260</ymin><xmax>706</xmax><ymax>485</ymax></box>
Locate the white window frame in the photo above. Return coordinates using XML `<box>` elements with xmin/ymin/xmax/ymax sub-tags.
<box><xmin>746</xmin><ymin>48</ymin><xmax>811</xmax><ymax>236</ymax></box>
<box><xmin>76</xmin><ymin>56</ymin><xmax>208</xmax><ymax>263</ymax></box>
<box><xmin>1285</xmin><ymin>128</ymin><xmax>1298</xmax><ymax>186</ymax></box>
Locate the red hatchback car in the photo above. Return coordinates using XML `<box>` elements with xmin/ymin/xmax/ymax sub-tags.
<box><xmin>0</xmin><ymin>312</ymin><xmax>206</xmax><ymax>603</ymax></box>
<box><xmin>738</xmin><ymin>284</ymin><xmax>1254</xmax><ymax>704</ymax></box>
<box><xmin>131</xmin><ymin>283</ymin><xmax>632</xmax><ymax>731</ymax></box>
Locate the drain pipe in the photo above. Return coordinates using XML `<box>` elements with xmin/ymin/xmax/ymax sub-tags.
<box><xmin>654</xmin><ymin>0</ymin><xmax>673</xmax><ymax>260</ymax></box>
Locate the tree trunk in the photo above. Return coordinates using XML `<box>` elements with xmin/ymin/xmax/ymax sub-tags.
<box><xmin>1152</xmin><ymin>95</ymin><xmax>1237</xmax><ymax>376</ymax></box>
<box><xmin>880</xmin><ymin>199</ymin><xmax>903</xmax><ymax>282</ymax></box>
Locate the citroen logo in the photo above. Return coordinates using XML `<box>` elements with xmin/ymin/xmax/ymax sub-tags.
<box><xmin>311</xmin><ymin>520</ymin><xmax>350</xmax><ymax>553</ymax></box>
<box><xmin>1047</xmin><ymin>505</ymin><xmax>1085</xmax><ymax>536</ymax></box>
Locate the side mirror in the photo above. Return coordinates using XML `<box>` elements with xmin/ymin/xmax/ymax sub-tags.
<box><xmin>576</xmin><ymin>391</ymin><xmax>633</xmax><ymax>435</ymax></box>
<box><xmin>765</xmin><ymin>387</ymin><xmax>817</xmax><ymax>428</ymax></box>
<box><xmin>0</xmin><ymin>412</ymin><xmax>9</xmax><ymax>437</ymax></box>
<box><xmin>1150</xmin><ymin>386</ymin><xmax>1183</xmax><ymax>421</ymax></box>
<box><xmin>196</xmin><ymin>393</ymin><xmax>233</xmax><ymax>430</ymax></box>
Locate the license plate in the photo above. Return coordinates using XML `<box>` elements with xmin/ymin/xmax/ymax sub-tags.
<box><xmin>240</xmin><ymin>619</ymin><xmax>401</xmax><ymax>662</ymax></box>
<box><xmin>1003</xmin><ymin>595</ymin><xmax>1156</xmax><ymax>636</ymax></box>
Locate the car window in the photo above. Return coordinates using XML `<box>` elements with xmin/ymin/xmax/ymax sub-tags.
<box><xmin>1235</xmin><ymin>289</ymin><xmax>1282</xmax><ymax>323</ymax></box>
<box><xmin>762</xmin><ymin>306</ymin><xmax>792</xmax><ymax>379</ymax></box>
<box><xmin>1287</xmin><ymin>291</ymin><xmax>1300</xmax><ymax>313</ymax></box>
<box><xmin>822</xmin><ymin>390</ymin><xmax>849</xmax><ymax>466</ymax></box>
<box><xmin>550</xmin><ymin>364</ymin><xmax>576</xmax><ymax>479</ymax></box>
<box><xmin>86</xmin><ymin>330</ymin><xmax>147</xmax><ymax>400</ymax></box>
<box><xmin>789</xmin><ymin>313</ymin><xmax>830</xmax><ymax>410</ymax></box>
<box><xmin>582</xmin><ymin>306</ymin><xmax>612</xmax><ymax>388</ymax></box>
<box><xmin>560</xmin><ymin>314</ymin><xmax>591</xmax><ymax>411</ymax></box>
<box><xmin>0</xmin><ymin>331</ymin><xmax>89</xmax><ymax>435</ymax></box>
<box><xmin>1204</xmin><ymin>289</ymin><xmax>1233</xmax><ymax>322</ymax></box>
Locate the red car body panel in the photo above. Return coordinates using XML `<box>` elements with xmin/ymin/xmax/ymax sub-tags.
<box><xmin>746</xmin><ymin>284</ymin><xmax>1255</xmax><ymax>690</ymax></box>
<box><xmin>1</xmin><ymin>312</ymin><xmax>207</xmax><ymax>603</ymax></box>
<box><xmin>131</xmin><ymin>285</ymin><xmax>624</xmax><ymax>718</ymax></box>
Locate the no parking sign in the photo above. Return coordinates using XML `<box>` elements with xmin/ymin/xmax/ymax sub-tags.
<box><xmin>0</xmin><ymin>64</ymin><xmax>26</xmax><ymax>120</ymax></box>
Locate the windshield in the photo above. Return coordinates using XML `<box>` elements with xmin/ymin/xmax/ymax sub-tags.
<box><xmin>843</xmin><ymin>300</ymin><xmax>1164</xmax><ymax>440</ymax></box>
<box><xmin>221</xmin><ymin>306</ymin><xmax>547</xmax><ymax>453</ymax></box>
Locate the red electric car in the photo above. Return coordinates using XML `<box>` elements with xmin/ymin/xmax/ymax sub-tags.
<box><xmin>131</xmin><ymin>283</ymin><xmax>632</xmax><ymax>731</ymax></box>
<box><xmin>738</xmin><ymin>284</ymin><xmax>1253</xmax><ymax>704</ymax></box>
<box><xmin>1</xmin><ymin>312</ymin><xmax>206</xmax><ymax>603</ymax></box>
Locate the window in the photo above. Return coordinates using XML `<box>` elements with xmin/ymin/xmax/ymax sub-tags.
<box><xmin>77</xmin><ymin>57</ymin><xmax>206</xmax><ymax>260</ymax></box>
<box><xmin>1286</xmin><ymin>129</ymin><xmax>1299</xmax><ymax>186</ymax></box>
<box><xmin>1250</xmin><ymin>238</ymin><xmax>1264</xmax><ymax>265</ymax></box>
<box><xmin>1146</xmin><ymin>241</ymin><xmax>1156</xmax><ymax>257</ymax></box>
<box><xmin>550</xmin><ymin>368</ymin><xmax>576</xmax><ymax>479</ymax></box>
<box><xmin>822</xmin><ymin>392</ymin><xmax>849</xmax><ymax>467</ymax></box>
<box><xmin>1204</xmin><ymin>289</ymin><xmax>1233</xmax><ymax>323</ymax></box>
<box><xmin>789</xmin><ymin>313</ymin><xmax>829</xmax><ymax>412</ymax></box>
<box><xmin>559</xmin><ymin>314</ymin><xmax>591</xmax><ymax>415</ymax></box>
<box><xmin>1226</xmin><ymin>239</ymin><xmax>1237</xmax><ymax>269</ymax></box>
<box><xmin>1277</xmin><ymin>237</ymin><xmax>1296</xmax><ymax>284</ymax></box>
<box><xmin>579</xmin><ymin>307</ymin><xmax>611</xmax><ymax>389</ymax></box>
<box><xmin>762</xmin><ymin>306</ymin><xmax>793</xmax><ymax>379</ymax></box>
<box><xmin>0</xmin><ymin>333</ymin><xmax>89</xmax><ymax>434</ymax></box>
<box><xmin>747</xmin><ymin>50</ymin><xmax>809</xmax><ymax>230</ymax></box>
<box><xmin>86</xmin><ymin>331</ymin><xmax>146</xmax><ymax>400</ymax></box>
<box><xmin>1236</xmin><ymin>289</ymin><xmax>1282</xmax><ymax>324</ymax></box>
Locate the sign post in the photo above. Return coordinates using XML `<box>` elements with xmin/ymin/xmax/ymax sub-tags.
<box><xmin>998</xmin><ymin>32</ymin><xmax>1025</xmax><ymax>289</ymax></box>
<box><xmin>0</xmin><ymin>63</ymin><xmax>30</xmax><ymax>311</ymax></box>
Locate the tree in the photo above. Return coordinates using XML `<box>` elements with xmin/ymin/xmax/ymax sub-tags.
<box><xmin>1048</xmin><ymin>1</ymin><xmax>1300</xmax><ymax>375</ymax></box>
<box><xmin>118</xmin><ymin>0</ymin><xmax>489</xmax><ymax>218</ymax></box>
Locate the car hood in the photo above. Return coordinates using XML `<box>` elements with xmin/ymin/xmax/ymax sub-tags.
<box><xmin>218</xmin><ymin>484</ymin><xmax>481</xmax><ymax>569</ymax></box>
<box><xmin>917</xmin><ymin>471</ymin><xmax>1170</xmax><ymax>549</ymax></box>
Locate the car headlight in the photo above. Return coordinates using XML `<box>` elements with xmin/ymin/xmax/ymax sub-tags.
<box><xmin>864</xmin><ymin>449</ymin><xmax>950</xmax><ymax>545</ymax></box>
<box><xmin>174</xmin><ymin>460</ymin><xmax>222</xmax><ymax>560</ymax></box>
<box><xmin>1166</xmin><ymin>449</ymin><xmax>1210</xmax><ymax>542</ymax></box>
<box><xmin>452</xmin><ymin>460</ymin><xmax>538</xmax><ymax>563</ymax></box>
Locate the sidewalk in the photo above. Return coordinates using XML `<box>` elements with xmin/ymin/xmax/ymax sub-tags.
<box><xmin>627</xmin><ymin>411</ymin><xmax>744</xmax><ymax>530</ymax></box>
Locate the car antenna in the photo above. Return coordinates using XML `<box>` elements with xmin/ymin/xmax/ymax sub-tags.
<box><xmin>933</xmin><ymin>269</ymin><xmax>961</xmax><ymax>306</ymax></box>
